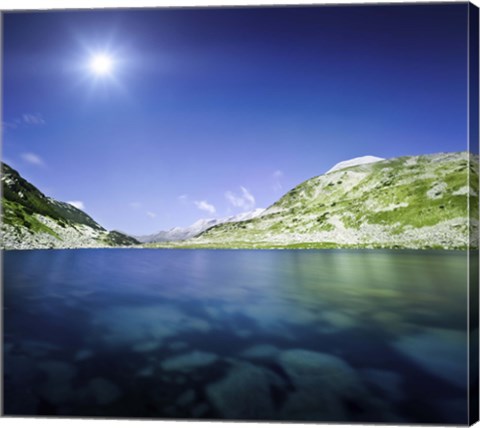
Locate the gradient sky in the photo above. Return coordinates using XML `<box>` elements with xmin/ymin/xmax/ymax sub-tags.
<box><xmin>2</xmin><ymin>3</ymin><xmax>470</xmax><ymax>235</ymax></box>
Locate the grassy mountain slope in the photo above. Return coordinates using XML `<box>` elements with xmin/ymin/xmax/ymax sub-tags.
<box><xmin>1</xmin><ymin>163</ymin><xmax>139</xmax><ymax>249</ymax></box>
<box><xmin>159</xmin><ymin>152</ymin><xmax>478</xmax><ymax>249</ymax></box>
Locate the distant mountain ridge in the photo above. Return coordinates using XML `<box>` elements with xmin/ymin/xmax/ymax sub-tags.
<box><xmin>1</xmin><ymin>163</ymin><xmax>139</xmax><ymax>249</ymax></box>
<box><xmin>136</xmin><ymin>208</ymin><xmax>265</xmax><ymax>243</ymax></box>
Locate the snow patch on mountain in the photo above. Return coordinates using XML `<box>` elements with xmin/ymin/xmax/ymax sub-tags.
<box><xmin>325</xmin><ymin>156</ymin><xmax>384</xmax><ymax>174</ymax></box>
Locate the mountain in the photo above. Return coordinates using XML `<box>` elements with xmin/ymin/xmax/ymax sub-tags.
<box><xmin>3</xmin><ymin>152</ymin><xmax>477</xmax><ymax>250</ymax></box>
<box><xmin>163</xmin><ymin>152</ymin><xmax>478</xmax><ymax>249</ymax></box>
<box><xmin>137</xmin><ymin>208</ymin><xmax>265</xmax><ymax>243</ymax></box>
<box><xmin>1</xmin><ymin>163</ymin><xmax>139</xmax><ymax>250</ymax></box>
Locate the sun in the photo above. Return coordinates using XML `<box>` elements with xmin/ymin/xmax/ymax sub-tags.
<box><xmin>90</xmin><ymin>54</ymin><xmax>113</xmax><ymax>75</ymax></box>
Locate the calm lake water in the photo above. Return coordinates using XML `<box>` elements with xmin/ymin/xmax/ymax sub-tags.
<box><xmin>3</xmin><ymin>249</ymin><xmax>469</xmax><ymax>423</ymax></box>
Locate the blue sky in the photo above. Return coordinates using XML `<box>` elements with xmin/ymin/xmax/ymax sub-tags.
<box><xmin>2</xmin><ymin>4</ymin><xmax>469</xmax><ymax>235</ymax></box>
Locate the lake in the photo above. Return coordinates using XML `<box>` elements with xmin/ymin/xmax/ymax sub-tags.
<box><xmin>3</xmin><ymin>249</ymin><xmax>469</xmax><ymax>423</ymax></box>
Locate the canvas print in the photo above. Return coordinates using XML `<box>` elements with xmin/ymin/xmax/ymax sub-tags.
<box><xmin>2</xmin><ymin>2</ymin><xmax>479</xmax><ymax>425</ymax></box>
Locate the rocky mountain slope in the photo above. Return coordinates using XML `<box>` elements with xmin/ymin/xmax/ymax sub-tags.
<box><xmin>136</xmin><ymin>208</ymin><xmax>265</xmax><ymax>243</ymax></box>
<box><xmin>1</xmin><ymin>163</ymin><xmax>139</xmax><ymax>250</ymax></box>
<box><xmin>163</xmin><ymin>152</ymin><xmax>478</xmax><ymax>249</ymax></box>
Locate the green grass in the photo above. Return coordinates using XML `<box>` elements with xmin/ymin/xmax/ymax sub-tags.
<box><xmin>2</xmin><ymin>198</ymin><xmax>61</xmax><ymax>240</ymax></box>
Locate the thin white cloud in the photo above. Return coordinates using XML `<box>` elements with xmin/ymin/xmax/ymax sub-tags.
<box><xmin>194</xmin><ymin>200</ymin><xmax>216</xmax><ymax>215</ymax></box>
<box><xmin>241</xmin><ymin>186</ymin><xmax>255</xmax><ymax>208</ymax></box>
<box><xmin>3</xmin><ymin>113</ymin><xmax>45</xmax><ymax>132</ymax></box>
<box><xmin>225</xmin><ymin>191</ymin><xmax>242</xmax><ymax>208</ymax></box>
<box><xmin>177</xmin><ymin>194</ymin><xmax>188</xmax><ymax>204</ymax></box>
<box><xmin>22</xmin><ymin>113</ymin><xmax>45</xmax><ymax>125</ymax></box>
<box><xmin>225</xmin><ymin>186</ymin><xmax>256</xmax><ymax>211</ymax></box>
<box><xmin>21</xmin><ymin>152</ymin><xmax>45</xmax><ymax>167</ymax></box>
<box><xmin>146</xmin><ymin>211</ymin><xmax>157</xmax><ymax>218</ymax></box>
<box><xmin>272</xmin><ymin>170</ymin><xmax>284</xmax><ymax>192</ymax></box>
<box><xmin>67</xmin><ymin>201</ymin><xmax>85</xmax><ymax>210</ymax></box>
<box><xmin>129</xmin><ymin>202</ymin><xmax>142</xmax><ymax>209</ymax></box>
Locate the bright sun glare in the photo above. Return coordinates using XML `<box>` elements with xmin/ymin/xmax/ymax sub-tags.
<box><xmin>90</xmin><ymin>54</ymin><xmax>113</xmax><ymax>75</ymax></box>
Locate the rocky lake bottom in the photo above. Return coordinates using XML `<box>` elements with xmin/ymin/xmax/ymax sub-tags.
<box><xmin>3</xmin><ymin>249</ymin><xmax>471</xmax><ymax>423</ymax></box>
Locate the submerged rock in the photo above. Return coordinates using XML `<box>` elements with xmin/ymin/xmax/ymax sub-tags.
<box><xmin>278</xmin><ymin>349</ymin><xmax>397</xmax><ymax>422</ymax></box>
<box><xmin>132</xmin><ymin>341</ymin><xmax>161</xmax><ymax>353</ymax></box>
<box><xmin>321</xmin><ymin>311</ymin><xmax>356</xmax><ymax>332</ymax></box>
<box><xmin>240</xmin><ymin>344</ymin><xmax>280</xmax><ymax>360</ymax></box>
<box><xmin>161</xmin><ymin>350</ymin><xmax>218</xmax><ymax>372</ymax></box>
<box><xmin>393</xmin><ymin>327</ymin><xmax>467</xmax><ymax>388</ymax></box>
<box><xmin>183</xmin><ymin>318</ymin><xmax>211</xmax><ymax>333</ymax></box>
<box><xmin>95</xmin><ymin>305</ymin><xmax>206</xmax><ymax>347</ymax></box>
<box><xmin>277</xmin><ymin>349</ymin><xmax>361</xmax><ymax>420</ymax></box>
<box><xmin>206</xmin><ymin>363</ymin><xmax>277</xmax><ymax>419</ymax></box>
<box><xmin>278</xmin><ymin>349</ymin><xmax>357</xmax><ymax>387</ymax></box>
